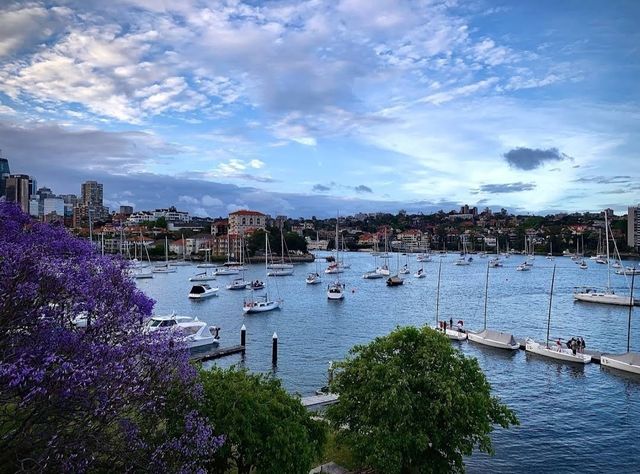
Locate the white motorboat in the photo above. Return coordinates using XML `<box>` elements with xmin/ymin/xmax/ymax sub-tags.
<box><xmin>526</xmin><ymin>265</ymin><xmax>591</xmax><ymax>364</ymax></box>
<box><xmin>601</xmin><ymin>352</ymin><xmax>640</xmax><ymax>375</ymax></box>
<box><xmin>327</xmin><ymin>281</ymin><xmax>345</xmax><ymax>299</ymax></box>
<box><xmin>145</xmin><ymin>313</ymin><xmax>193</xmax><ymax>331</ymax></box>
<box><xmin>227</xmin><ymin>278</ymin><xmax>250</xmax><ymax>290</ymax></box>
<box><xmin>249</xmin><ymin>280</ymin><xmax>265</xmax><ymax>290</ymax></box>
<box><xmin>516</xmin><ymin>263</ymin><xmax>530</xmax><ymax>271</ymax></box>
<box><xmin>188</xmin><ymin>283</ymin><xmax>219</xmax><ymax>299</ymax></box>
<box><xmin>145</xmin><ymin>314</ymin><xmax>220</xmax><ymax>349</ymax></box>
<box><xmin>177</xmin><ymin>318</ymin><xmax>220</xmax><ymax>348</ymax></box>
<box><xmin>579</xmin><ymin>260</ymin><xmax>588</xmax><ymax>269</ymax></box>
<box><xmin>525</xmin><ymin>338</ymin><xmax>591</xmax><ymax>364</ymax></box>
<box><xmin>488</xmin><ymin>258</ymin><xmax>502</xmax><ymax>268</ymax></box>
<box><xmin>612</xmin><ymin>262</ymin><xmax>622</xmax><ymax>269</ymax></box>
<box><xmin>189</xmin><ymin>272</ymin><xmax>216</xmax><ymax>282</ymax></box>
<box><xmin>416</xmin><ymin>254</ymin><xmax>431</xmax><ymax>262</ymax></box>
<box><xmin>454</xmin><ymin>257</ymin><xmax>470</xmax><ymax>266</ymax></box>
<box><xmin>306</xmin><ymin>272</ymin><xmax>322</xmax><ymax>284</ymax></box>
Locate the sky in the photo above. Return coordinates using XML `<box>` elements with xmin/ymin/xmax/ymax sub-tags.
<box><xmin>0</xmin><ymin>0</ymin><xmax>639</xmax><ymax>218</ymax></box>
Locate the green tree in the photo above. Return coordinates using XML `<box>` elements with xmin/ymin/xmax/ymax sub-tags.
<box><xmin>326</xmin><ymin>326</ymin><xmax>518</xmax><ymax>474</ymax></box>
<box><xmin>198</xmin><ymin>367</ymin><xmax>327</xmax><ymax>474</ymax></box>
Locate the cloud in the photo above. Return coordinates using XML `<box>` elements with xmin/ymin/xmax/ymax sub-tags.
<box><xmin>573</xmin><ymin>175</ymin><xmax>633</xmax><ymax>184</ymax></box>
<box><xmin>503</xmin><ymin>147</ymin><xmax>570</xmax><ymax>170</ymax></box>
<box><xmin>420</xmin><ymin>78</ymin><xmax>499</xmax><ymax>105</ymax></box>
<box><xmin>478</xmin><ymin>182</ymin><xmax>536</xmax><ymax>193</ymax></box>
<box><xmin>354</xmin><ymin>184</ymin><xmax>373</xmax><ymax>193</ymax></box>
<box><xmin>312</xmin><ymin>184</ymin><xmax>332</xmax><ymax>192</ymax></box>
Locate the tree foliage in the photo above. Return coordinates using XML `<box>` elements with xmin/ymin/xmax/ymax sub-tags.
<box><xmin>0</xmin><ymin>202</ymin><xmax>222</xmax><ymax>472</ymax></box>
<box><xmin>198</xmin><ymin>367</ymin><xmax>327</xmax><ymax>474</ymax></box>
<box><xmin>326</xmin><ymin>326</ymin><xmax>518</xmax><ymax>474</ymax></box>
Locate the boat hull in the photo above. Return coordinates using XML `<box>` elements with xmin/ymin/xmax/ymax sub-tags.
<box><xmin>467</xmin><ymin>332</ymin><xmax>519</xmax><ymax>350</ymax></box>
<box><xmin>267</xmin><ymin>269</ymin><xmax>294</xmax><ymax>276</ymax></box>
<box><xmin>243</xmin><ymin>301</ymin><xmax>280</xmax><ymax>313</ymax></box>
<box><xmin>573</xmin><ymin>292</ymin><xmax>635</xmax><ymax>306</ymax></box>
<box><xmin>525</xmin><ymin>340</ymin><xmax>591</xmax><ymax>364</ymax></box>
<box><xmin>601</xmin><ymin>355</ymin><xmax>640</xmax><ymax>375</ymax></box>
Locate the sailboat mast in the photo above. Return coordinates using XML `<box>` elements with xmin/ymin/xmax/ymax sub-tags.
<box><xmin>546</xmin><ymin>265</ymin><xmax>557</xmax><ymax>348</ymax></box>
<box><xmin>605</xmin><ymin>212</ymin><xmax>611</xmax><ymax>290</ymax></box>
<box><xmin>483</xmin><ymin>261</ymin><xmax>489</xmax><ymax>330</ymax></box>
<box><xmin>435</xmin><ymin>260</ymin><xmax>442</xmax><ymax>325</ymax></box>
<box><xmin>265</xmin><ymin>231</ymin><xmax>269</xmax><ymax>299</ymax></box>
<box><xmin>628</xmin><ymin>271</ymin><xmax>635</xmax><ymax>352</ymax></box>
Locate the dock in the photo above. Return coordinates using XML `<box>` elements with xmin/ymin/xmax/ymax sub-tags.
<box><xmin>301</xmin><ymin>393</ymin><xmax>339</xmax><ymax>411</ymax></box>
<box><xmin>190</xmin><ymin>345</ymin><xmax>245</xmax><ymax>362</ymax></box>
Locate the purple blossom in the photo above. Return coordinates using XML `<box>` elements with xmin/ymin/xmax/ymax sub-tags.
<box><xmin>0</xmin><ymin>202</ymin><xmax>221</xmax><ymax>472</ymax></box>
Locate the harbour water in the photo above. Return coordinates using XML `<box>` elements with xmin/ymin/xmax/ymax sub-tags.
<box><xmin>136</xmin><ymin>252</ymin><xmax>640</xmax><ymax>472</ymax></box>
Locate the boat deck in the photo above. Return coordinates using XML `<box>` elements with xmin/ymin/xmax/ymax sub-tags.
<box><xmin>516</xmin><ymin>339</ymin><xmax>602</xmax><ymax>363</ymax></box>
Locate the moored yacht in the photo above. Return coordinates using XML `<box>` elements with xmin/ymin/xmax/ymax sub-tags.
<box><xmin>188</xmin><ymin>283</ymin><xmax>219</xmax><ymax>299</ymax></box>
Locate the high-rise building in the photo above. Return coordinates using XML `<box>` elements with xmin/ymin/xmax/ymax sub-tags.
<box><xmin>81</xmin><ymin>180</ymin><xmax>103</xmax><ymax>206</ymax></box>
<box><xmin>28</xmin><ymin>177</ymin><xmax>38</xmax><ymax>197</ymax></box>
<box><xmin>0</xmin><ymin>154</ymin><xmax>9</xmax><ymax>198</ymax></box>
<box><xmin>628</xmin><ymin>205</ymin><xmax>640</xmax><ymax>250</ymax></box>
<box><xmin>4</xmin><ymin>174</ymin><xmax>31</xmax><ymax>213</ymax></box>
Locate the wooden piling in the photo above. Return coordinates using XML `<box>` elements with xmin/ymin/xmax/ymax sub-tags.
<box><xmin>272</xmin><ymin>332</ymin><xmax>278</xmax><ymax>366</ymax></box>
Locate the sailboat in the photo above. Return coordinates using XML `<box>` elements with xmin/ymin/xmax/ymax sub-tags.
<box><xmin>574</xmin><ymin>212</ymin><xmax>636</xmax><ymax>306</ymax></box>
<box><xmin>467</xmin><ymin>262</ymin><xmax>520</xmax><ymax>350</ymax></box>
<box><xmin>526</xmin><ymin>265</ymin><xmax>591</xmax><ymax>364</ymax></box>
<box><xmin>414</xmin><ymin>261</ymin><xmax>426</xmax><ymax>278</ymax></box>
<box><xmin>488</xmin><ymin>236</ymin><xmax>503</xmax><ymax>268</ymax></box>
<box><xmin>227</xmin><ymin>234</ymin><xmax>251</xmax><ymax>290</ymax></box>
<box><xmin>433</xmin><ymin>260</ymin><xmax>466</xmax><ymax>340</ymax></box>
<box><xmin>306</xmin><ymin>258</ymin><xmax>322</xmax><ymax>284</ymax></box>
<box><xmin>327</xmin><ymin>216</ymin><xmax>345</xmax><ymax>300</ymax></box>
<box><xmin>386</xmin><ymin>249</ymin><xmax>404</xmax><ymax>286</ymax></box>
<box><xmin>363</xmin><ymin>252</ymin><xmax>384</xmax><ymax>279</ymax></box>
<box><xmin>198</xmin><ymin>248</ymin><xmax>217</xmax><ymax>269</ymax></box>
<box><xmin>602</xmin><ymin>273</ymin><xmax>640</xmax><ymax>374</ymax></box>
<box><xmin>375</xmin><ymin>228</ymin><xmax>391</xmax><ymax>275</ymax></box>
<box><xmin>153</xmin><ymin>236</ymin><xmax>176</xmax><ymax>273</ymax></box>
<box><xmin>399</xmin><ymin>254</ymin><xmax>410</xmax><ymax>274</ymax></box>
<box><xmin>243</xmin><ymin>232</ymin><xmax>282</xmax><ymax>313</ymax></box>
<box><xmin>454</xmin><ymin>235</ymin><xmax>471</xmax><ymax>265</ymax></box>
<box><xmin>268</xmin><ymin>226</ymin><xmax>294</xmax><ymax>272</ymax></box>
<box><xmin>546</xmin><ymin>239</ymin><xmax>555</xmax><ymax>259</ymax></box>
<box><xmin>171</xmin><ymin>234</ymin><xmax>192</xmax><ymax>266</ymax></box>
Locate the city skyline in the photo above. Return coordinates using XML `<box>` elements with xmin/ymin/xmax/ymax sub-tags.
<box><xmin>0</xmin><ymin>1</ymin><xmax>639</xmax><ymax>218</ymax></box>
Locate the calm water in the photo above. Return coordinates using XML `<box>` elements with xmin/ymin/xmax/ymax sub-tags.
<box><xmin>136</xmin><ymin>252</ymin><xmax>640</xmax><ymax>472</ymax></box>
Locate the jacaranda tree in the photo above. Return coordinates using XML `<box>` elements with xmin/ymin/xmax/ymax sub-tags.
<box><xmin>326</xmin><ymin>326</ymin><xmax>518</xmax><ymax>474</ymax></box>
<box><xmin>0</xmin><ymin>202</ymin><xmax>222</xmax><ymax>472</ymax></box>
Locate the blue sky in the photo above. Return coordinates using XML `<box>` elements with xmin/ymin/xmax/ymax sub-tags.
<box><xmin>0</xmin><ymin>0</ymin><xmax>638</xmax><ymax>217</ymax></box>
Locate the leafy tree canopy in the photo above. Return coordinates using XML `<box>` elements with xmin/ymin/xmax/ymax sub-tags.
<box><xmin>198</xmin><ymin>367</ymin><xmax>327</xmax><ymax>474</ymax></box>
<box><xmin>0</xmin><ymin>202</ymin><xmax>221</xmax><ymax>471</ymax></box>
<box><xmin>326</xmin><ymin>326</ymin><xmax>518</xmax><ymax>474</ymax></box>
